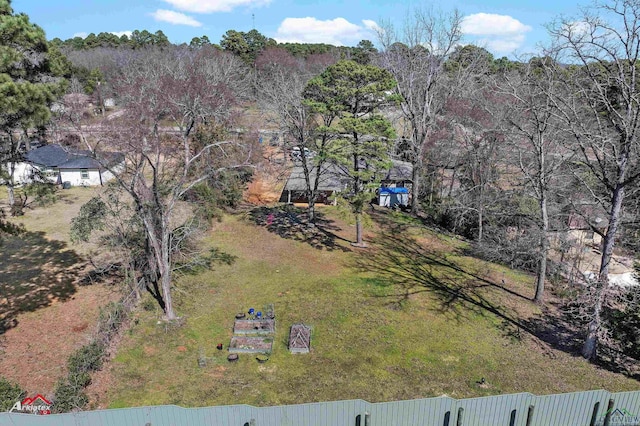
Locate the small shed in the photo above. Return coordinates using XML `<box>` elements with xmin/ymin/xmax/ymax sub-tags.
<box><xmin>378</xmin><ymin>187</ymin><xmax>409</xmax><ymax>207</ymax></box>
<box><xmin>289</xmin><ymin>324</ymin><xmax>311</xmax><ymax>354</ymax></box>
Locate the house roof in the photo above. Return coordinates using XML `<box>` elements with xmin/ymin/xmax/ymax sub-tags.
<box><xmin>283</xmin><ymin>163</ymin><xmax>348</xmax><ymax>192</ymax></box>
<box><xmin>382</xmin><ymin>159</ymin><xmax>413</xmax><ymax>182</ymax></box>
<box><xmin>25</xmin><ymin>144</ymin><xmax>123</xmax><ymax>170</ymax></box>
<box><xmin>283</xmin><ymin>159</ymin><xmax>413</xmax><ymax>193</ymax></box>
<box><xmin>25</xmin><ymin>144</ymin><xmax>70</xmax><ymax>167</ymax></box>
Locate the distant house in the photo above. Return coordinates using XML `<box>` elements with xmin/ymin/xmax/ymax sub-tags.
<box><xmin>11</xmin><ymin>144</ymin><xmax>124</xmax><ymax>187</ymax></box>
<box><xmin>280</xmin><ymin>163</ymin><xmax>347</xmax><ymax>205</ymax></box>
<box><xmin>280</xmin><ymin>159</ymin><xmax>413</xmax><ymax>205</ymax></box>
<box><xmin>380</xmin><ymin>159</ymin><xmax>413</xmax><ymax>189</ymax></box>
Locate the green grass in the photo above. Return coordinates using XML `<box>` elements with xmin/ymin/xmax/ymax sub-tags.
<box><xmin>2</xmin><ymin>186</ymin><xmax>101</xmax><ymax>250</ymax></box>
<box><xmin>106</xmin><ymin>209</ymin><xmax>639</xmax><ymax>408</ymax></box>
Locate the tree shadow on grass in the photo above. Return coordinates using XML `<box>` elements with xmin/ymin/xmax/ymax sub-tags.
<box><xmin>354</xmin><ymin>223</ymin><xmax>532</xmax><ymax>326</ymax></box>
<box><xmin>353</xmin><ymin>216</ymin><xmax>627</xmax><ymax>372</ymax></box>
<box><xmin>0</xmin><ymin>230</ymin><xmax>85</xmax><ymax>334</ymax></box>
<box><xmin>248</xmin><ymin>206</ymin><xmax>351</xmax><ymax>252</ymax></box>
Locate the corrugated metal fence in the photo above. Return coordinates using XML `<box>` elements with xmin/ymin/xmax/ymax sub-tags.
<box><xmin>2</xmin><ymin>389</ymin><xmax>640</xmax><ymax>426</ymax></box>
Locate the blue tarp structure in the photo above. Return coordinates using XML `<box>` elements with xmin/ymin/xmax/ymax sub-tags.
<box><xmin>379</xmin><ymin>187</ymin><xmax>409</xmax><ymax>194</ymax></box>
<box><xmin>378</xmin><ymin>187</ymin><xmax>409</xmax><ymax>207</ymax></box>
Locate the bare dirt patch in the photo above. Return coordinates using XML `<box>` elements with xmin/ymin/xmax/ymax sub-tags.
<box><xmin>0</xmin><ymin>283</ymin><xmax>119</xmax><ymax>396</ymax></box>
<box><xmin>0</xmin><ymin>186</ymin><xmax>120</xmax><ymax>398</ymax></box>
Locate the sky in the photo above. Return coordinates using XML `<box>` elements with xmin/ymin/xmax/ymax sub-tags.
<box><xmin>12</xmin><ymin>0</ymin><xmax>585</xmax><ymax>58</ymax></box>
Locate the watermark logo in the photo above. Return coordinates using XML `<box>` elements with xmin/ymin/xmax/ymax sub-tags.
<box><xmin>596</xmin><ymin>408</ymin><xmax>640</xmax><ymax>426</ymax></box>
<box><xmin>9</xmin><ymin>394</ymin><xmax>52</xmax><ymax>415</ymax></box>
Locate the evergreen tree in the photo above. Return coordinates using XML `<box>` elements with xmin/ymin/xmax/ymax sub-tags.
<box><xmin>304</xmin><ymin>60</ymin><xmax>397</xmax><ymax>246</ymax></box>
<box><xmin>0</xmin><ymin>0</ymin><xmax>65</xmax><ymax>213</ymax></box>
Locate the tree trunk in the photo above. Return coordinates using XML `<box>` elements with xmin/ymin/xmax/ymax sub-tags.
<box><xmin>7</xmin><ymin>185</ymin><xmax>15</xmax><ymax>211</ymax></box>
<box><xmin>534</xmin><ymin>194</ymin><xmax>549</xmax><ymax>303</ymax></box>
<box><xmin>477</xmin><ymin>185</ymin><xmax>484</xmax><ymax>243</ymax></box>
<box><xmin>411</xmin><ymin>157</ymin><xmax>422</xmax><ymax>214</ymax></box>
<box><xmin>7</xmin><ymin>158</ymin><xmax>17</xmax><ymax>215</ymax></box>
<box><xmin>160</xmin><ymin>231</ymin><xmax>177</xmax><ymax>320</ymax></box>
<box><xmin>581</xmin><ymin>183</ymin><xmax>625</xmax><ymax>360</ymax></box>
<box><xmin>308</xmin><ymin>199</ymin><xmax>316</xmax><ymax>227</ymax></box>
<box><xmin>355</xmin><ymin>210</ymin><xmax>364</xmax><ymax>246</ymax></box>
<box><xmin>581</xmin><ymin>282</ymin><xmax>604</xmax><ymax>360</ymax></box>
<box><xmin>352</xmin><ymin>150</ymin><xmax>366</xmax><ymax>247</ymax></box>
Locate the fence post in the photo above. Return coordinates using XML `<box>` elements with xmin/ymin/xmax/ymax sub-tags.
<box><xmin>590</xmin><ymin>402</ymin><xmax>601</xmax><ymax>426</ymax></box>
<box><xmin>456</xmin><ymin>408</ymin><xmax>464</xmax><ymax>426</ymax></box>
<box><xmin>603</xmin><ymin>399</ymin><xmax>615</xmax><ymax>426</ymax></box>
<box><xmin>525</xmin><ymin>405</ymin><xmax>534</xmax><ymax>426</ymax></box>
<box><xmin>443</xmin><ymin>411</ymin><xmax>451</xmax><ymax>426</ymax></box>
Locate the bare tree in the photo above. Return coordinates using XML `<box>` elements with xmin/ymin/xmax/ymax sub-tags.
<box><xmin>256</xmin><ymin>47</ymin><xmax>337</xmax><ymax>225</ymax></box>
<box><xmin>93</xmin><ymin>47</ymin><xmax>254</xmax><ymax>321</ymax></box>
<box><xmin>496</xmin><ymin>60</ymin><xmax>572</xmax><ymax>303</ymax></box>
<box><xmin>376</xmin><ymin>7</ymin><xmax>464</xmax><ymax>214</ymax></box>
<box><xmin>443</xmin><ymin>83</ymin><xmax>508</xmax><ymax>244</ymax></box>
<box><xmin>546</xmin><ymin>0</ymin><xmax>640</xmax><ymax>359</ymax></box>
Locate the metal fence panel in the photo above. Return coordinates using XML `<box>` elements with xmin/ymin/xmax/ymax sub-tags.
<box><xmin>2</xmin><ymin>390</ymin><xmax>640</xmax><ymax>426</ymax></box>
<box><xmin>530</xmin><ymin>390</ymin><xmax>610</xmax><ymax>426</ymax></box>
<box><xmin>451</xmin><ymin>393</ymin><xmax>534</xmax><ymax>426</ymax></box>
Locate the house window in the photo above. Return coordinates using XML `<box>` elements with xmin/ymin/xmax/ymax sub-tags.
<box><xmin>80</xmin><ymin>169</ymin><xmax>89</xmax><ymax>179</ymax></box>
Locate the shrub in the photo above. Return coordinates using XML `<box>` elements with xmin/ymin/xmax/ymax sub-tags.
<box><xmin>67</xmin><ymin>341</ymin><xmax>105</xmax><ymax>375</ymax></box>
<box><xmin>0</xmin><ymin>376</ymin><xmax>25</xmax><ymax>411</ymax></box>
<box><xmin>52</xmin><ymin>379</ymin><xmax>88</xmax><ymax>413</ymax></box>
<box><xmin>97</xmin><ymin>301</ymin><xmax>127</xmax><ymax>342</ymax></box>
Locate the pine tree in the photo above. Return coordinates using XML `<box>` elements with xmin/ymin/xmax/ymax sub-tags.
<box><xmin>0</xmin><ymin>0</ymin><xmax>65</xmax><ymax>214</ymax></box>
<box><xmin>304</xmin><ymin>60</ymin><xmax>397</xmax><ymax>246</ymax></box>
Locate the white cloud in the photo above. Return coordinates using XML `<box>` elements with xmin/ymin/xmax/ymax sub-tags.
<box><xmin>565</xmin><ymin>21</ymin><xmax>591</xmax><ymax>36</ymax></box>
<box><xmin>110</xmin><ymin>31</ymin><xmax>133</xmax><ymax>38</ymax></box>
<box><xmin>362</xmin><ymin>19</ymin><xmax>381</xmax><ymax>33</ymax></box>
<box><xmin>162</xmin><ymin>0</ymin><xmax>271</xmax><ymax>13</ymax></box>
<box><xmin>73</xmin><ymin>32</ymin><xmax>88</xmax><ymax>38</ymax></box>
<box><xmin>151</xmin><ymin>9</ymin><xmax>202</xmax><ymax>27</ymax></box>
<box><xmin>478</xmin><ymin>36</ymin><xmax>526</xmax><ymax>53</ymax></box>
<box><xmin>461</xmin><ymin>13</ymin><xmax>531</xmax><ymax>54</ymax></box>
<box><xmin>275</xmin><ymin>17</ymin><xmax>378</xmax><ymax>46</ymax></box>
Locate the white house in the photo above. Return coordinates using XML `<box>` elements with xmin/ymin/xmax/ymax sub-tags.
<box><xmin>12</xmin><ymin>144</ymin><xmax>124</xmax><ymax>187</ymax></box>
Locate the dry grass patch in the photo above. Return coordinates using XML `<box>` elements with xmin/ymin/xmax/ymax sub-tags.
<box><xmin>0</xmin><ymin>185</ymin><xmax>119</xmax><ymax>397</ymax></box>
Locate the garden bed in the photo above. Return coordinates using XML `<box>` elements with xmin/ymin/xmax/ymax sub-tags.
<box><xmin>233</xmin><ymin>319</ymin><xmax>276</xmax><ymax>335</ymax></box>
<box><xmin>228</xmin><ymin>336</ymin><xmax>273</xmax><ymax>354</ymax></box>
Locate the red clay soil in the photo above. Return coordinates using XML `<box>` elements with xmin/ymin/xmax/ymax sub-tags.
<box><xmin>244</xmin><ymin>146</ymin><xmax>289</xmax><ymax>205</ymax></box>
<box><xmin>0</xmin><ymin>282</ymin><xmax>119</xmax><ymax>398</ymax></box>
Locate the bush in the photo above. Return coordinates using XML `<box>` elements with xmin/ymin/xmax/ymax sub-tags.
<box><xmin>67</xmin><ymin>341</ymin><xmax>105</xmax><ymax>375</ymax></box>
<box><xmin>52</xmin><ymin>379</ymin><xmax>88</xmax><ymax>413</ymax></box>
<box><xmin>68</xmin><ymin>372</ymin><xmax>91</xmax><ymax>389</ymax></box>
<box><xmin>0</xmin><ymin>376</ymin><xmax>25</xmax><ymax>411</ymax></box>
<box><xmin>97</xmin><ymin>302</ymin><xmax>127</xmax><ymax>341</ymax></box>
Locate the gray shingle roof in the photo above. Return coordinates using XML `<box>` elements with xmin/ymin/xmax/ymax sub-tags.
<box><xmin>383</xmin><ymin>159</ymin><xmax>413</xmax><ymax>182</ymax></box>
<box><xmin>25</xmin><ymin>144</ymin><xmax>123</xmax><ymax>170</ymax></box>
<box><xmin>25</xmin><ymin>145</ymin><xmax>69</xmax><ymax>167</ymax></box>
<box><xmin>283</xmin><ymin>159</ymin><xmax>413</xmax><ymax>192</ymax></box>
<box><xmin>283</xmin><ymin>163</ymin><xmax>348</xmax><ymax>192</ymax></box>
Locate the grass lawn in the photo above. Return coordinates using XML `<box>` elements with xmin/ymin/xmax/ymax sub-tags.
<box><xmin>105</xmin><ymin>207</ymin><xmax>639</xmax><ymax>408</ymax></box>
